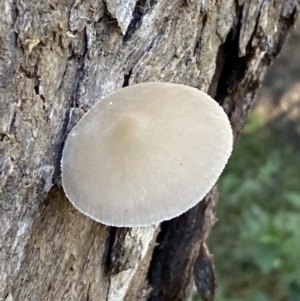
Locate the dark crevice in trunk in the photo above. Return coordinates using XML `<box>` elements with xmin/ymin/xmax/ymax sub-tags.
<box><xmin>105</xmin><ymin>226</ymin><xmax>118</xmax><ymax>274</ymax></box>
<box><xmin>214</xmin><ymin>30</ymin><xmax>247</xmax><ymax>105</ymax></box>
<box><xmin>147</xmin><ymin>192</ymin><xmax>215</xmax><ymax>301</ymax></box>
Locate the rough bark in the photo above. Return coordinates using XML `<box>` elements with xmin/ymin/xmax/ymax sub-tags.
<box><xmin>0</xmin><ymin>0</ymin><xmax>299</xmax><ymax>301</ymax></box>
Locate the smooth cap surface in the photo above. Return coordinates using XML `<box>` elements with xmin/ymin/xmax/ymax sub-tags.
<box><xmin>61</xmin><ymin>82</ymin><xmax>233</xmax><ymax>226</ymax></box>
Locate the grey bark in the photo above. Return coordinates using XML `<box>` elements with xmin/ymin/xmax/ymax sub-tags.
<box><xmin>0</xmin><ymin>0</ymin><xmax>299</xmax><ymax>300</ymax></box>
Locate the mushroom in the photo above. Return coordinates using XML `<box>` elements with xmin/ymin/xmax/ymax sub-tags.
<box><xmin>61</xmin><ymin>82</ymin><xmax>233</xmax><ymax>227</ymax></box>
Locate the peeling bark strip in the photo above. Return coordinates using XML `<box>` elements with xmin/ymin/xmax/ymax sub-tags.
<box><xmin>104</xmin><ymin>0</ymin><xmax>138</xmax><ymax>35</ymax></box>
<box><xmin>107</xmin><ymin>226</ymin><xmax>159</xmax><ymax>301</ymax></box>
<box><xmin>0</xmin><ymin>0</ymin><xmax>299</xmax><ymax>300</ymax></box>
<box><xmin>194</xmin><ymin>243</ymin><xmax>216</xmax><ymax>301</ymax></box>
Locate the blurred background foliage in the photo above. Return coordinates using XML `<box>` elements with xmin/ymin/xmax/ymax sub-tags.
<box><xmin>208</xmin><ymin>112</ymin><xmax>300</xmax><ymax>301</ymax></box>
<box><xmin>192</xmin><ymin>18</ymin><xmax>300</xmax><ymax>301</ymax></box>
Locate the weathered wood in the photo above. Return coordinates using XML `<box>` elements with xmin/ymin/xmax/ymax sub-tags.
<box><xmin>0</xmin><ymin>0</ymin><xmax>299</xmax><ymax>300</ymax></box>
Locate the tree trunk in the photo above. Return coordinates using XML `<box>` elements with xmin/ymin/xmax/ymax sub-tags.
<box><xmin>0</xmin><ymin>0</ymin><xmax>299</xmax><ymax>300</ymax></box>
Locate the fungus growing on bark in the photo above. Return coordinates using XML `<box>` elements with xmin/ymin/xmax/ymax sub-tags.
<box><xmin>61</xmin><ymin>82</ymin><xmax>233</xmax><ymax>227</ymax></box>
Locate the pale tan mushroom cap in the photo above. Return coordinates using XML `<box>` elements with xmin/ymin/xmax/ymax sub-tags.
<box><xmin>61</xmin><ymin>82</ymin><xmax>233</xmax><ymax>227</ymax></box>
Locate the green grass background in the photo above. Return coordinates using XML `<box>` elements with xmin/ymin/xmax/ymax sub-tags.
<box><xmin>193</xmin><ymin>112</ymin><xmax>300</xmax><ymax>301</ymax></box>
